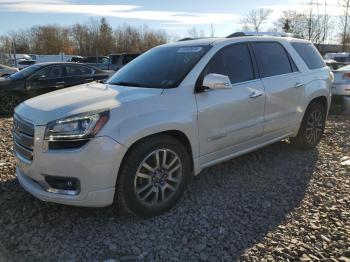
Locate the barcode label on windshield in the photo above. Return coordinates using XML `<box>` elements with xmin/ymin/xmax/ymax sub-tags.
<box><xmin>177</xmin><ymin>47</ymin><xmax>203</xmax><ymax>53</ymax></box>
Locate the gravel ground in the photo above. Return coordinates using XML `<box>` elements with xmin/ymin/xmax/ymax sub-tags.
<box><xmin>0</xmin><ymin>113</ymin><xmax>349</xmax><ymax>262</ymax></box>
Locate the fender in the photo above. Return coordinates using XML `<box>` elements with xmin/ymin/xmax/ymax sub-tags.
<box><xmin>100</xmin><ymin>90</ymin><xmax>200</xmax><ymax>160</ymax></box>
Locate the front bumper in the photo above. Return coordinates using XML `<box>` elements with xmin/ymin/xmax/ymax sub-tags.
<box><xmin>332</xmin><ymin>83</ymin><xmax>350</xmax><ymax>96</ymax></box>
<box><xmin>15</xmin><ymin>125</ymin><xmax>127</xmax><ymax>207</ymax></box>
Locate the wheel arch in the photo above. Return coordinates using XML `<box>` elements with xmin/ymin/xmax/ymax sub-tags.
<box><xmin>307</xmin><ymin>95</ymin><xmax>329</xmax><ymax>113</ymax></box>
<box><xmin>116</xmin><ymin>130</ymin><xmax>195</xmax><ymax>186</ymax></box>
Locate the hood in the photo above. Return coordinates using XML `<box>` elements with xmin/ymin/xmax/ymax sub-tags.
<box><xmin>15</xmin><ymin>82</ymin><xmax>163</xmax><ymax>125</ymax></box>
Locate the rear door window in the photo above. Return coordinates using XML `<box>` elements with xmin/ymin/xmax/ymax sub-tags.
<box><xmin>252</xmin><ymin>42</ymin><xmax>294</xmax><ymax>78</ymax></box>
<box><xmin>291</xmin><ymin>42</ymin><xmax>325</xmax><ymax>69</ymax></box>
<box><xmin>66</xmin><ymin>65</ymin><xmax>94</xmax><ymax>76</ymax></box>
<box><xmin>204</xmin><ymin>43</ymin><xmax>256</xmax><ymax>84</ymax></box>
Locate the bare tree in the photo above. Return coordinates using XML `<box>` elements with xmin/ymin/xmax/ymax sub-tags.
<box><xmin>275</xmin><ymin>10</ymin><xmax>307</xmax><ymax>35</ymax></box>
<box><xmin>241</xmin><ymin>8</ymin><xmax>273</xmax><ymax>32</ymax></box>
<box><xmin>7</xmin><ymin>30</ymin><xmax>30</xmax><ymax>53</ymax></box>
<box><xmin>29</xmin><ymin>25</ymin><xmax>73</xmax><ymax>54</ymax></box>
<box><xmin>274</xmin><ymin>1</ymin><xmax>332</xmax><ymax>44</ymax></box>
<box><xmin>71</xmin><ymin>23</ymin><xmax>90</xmax><ymax>56</ymax></box>
<box><xmin>339</xmin><ymin>0</ymin><xmax>350</xmax><ymax>51</ymax></box>
<box><xmin>187</xmin><ymin>26</ymin><xmax>206</xmax><ymax>38</ymax></box>
<box><xmin>0</xmin><ymin>19</ymin><xmax>168</xmax><ymax>56</ymax></box>
<box><xmin>98</xmin><ymin>18</ymin><xmax>114</xmax><ymax>55</ymax></box>
<box><xmin>114</xmin><ymin>24</ymin><xmax>167</xmax><ymax>53</ymax></box>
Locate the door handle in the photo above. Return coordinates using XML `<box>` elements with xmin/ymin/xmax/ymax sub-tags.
<box><xmin>55</xmin><ymin>81</ymin><xmax>65</xmax><ymax>88</ymax></box>
<box><xmin>249</xmin><ymin>91</ymin><xmax>263</xmax><ymax>98</ymax></box>
<box><xmin>294</xmin><ymin>82</ymin><xmax>304</xmax><ymax>88</ymax></box>
<box><xmin>85</xmin><ymin>78</ymin><xmax>94</xmax><ymax>82</ymax></box>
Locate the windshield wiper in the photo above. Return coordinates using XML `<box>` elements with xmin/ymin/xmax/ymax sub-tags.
<box><xmin>109</xmin><ymin>81</ymin><xmax>142</xmax><ymax>87</ymax></box>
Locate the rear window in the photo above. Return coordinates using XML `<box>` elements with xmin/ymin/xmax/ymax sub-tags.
<box><xmin>66</xmin><ymin>65</ymin><xmax>94</xmax><ymax>76</ymax></box>
<box><xmin>291</xmin><ymin>42</ymin><xmax>325</xmax><ymax>70</ymax></box>
<box><xmin>19</xmin><ymin>61</ymin><xmax>35</xmax><ymax>65</ymax></box>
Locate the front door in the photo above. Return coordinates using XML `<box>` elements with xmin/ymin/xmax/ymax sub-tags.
<box><xmin>27</xmin><ymin>65</ymin><xmax>65</xmax><ymax>96</ymax></box>
<box><xmin>196</xmin><ymin>43</ymin><xmax>266</xmax><ymax>163</ymax></box>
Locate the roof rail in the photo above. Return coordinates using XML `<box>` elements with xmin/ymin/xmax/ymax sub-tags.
<box><xmin>177</xmin><ymin>37</ymin><xmax>217</xmax><ymax>42</ymax></box>
<box><xmin>227</xmin><ymin>32</ymin><xmax>302</xmax><ymax>39</ymax></box>
<box><xmin>178</xmin><ymin>37</ymin><xmax>195</xmax><ymax>41</ymax></box>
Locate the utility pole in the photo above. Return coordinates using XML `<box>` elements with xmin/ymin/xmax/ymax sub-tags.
<box><xmin>340</xmin><ymin>0</ymin><xmax>350</xmax><ymax>52</ymax></box>
<box><xmin>210</xmin><ymin>24</ymin><xmax>215</xmax><ymax>37</ymax></box>
<box><xmin>0</xmin><ymin>42</ymin><xmax>3</xmax><ymax>64</ymax></box>
<box><xmin>12</xmin><ymin>40</ymin><xmax>17</xmax><ymax>68</ymax></box>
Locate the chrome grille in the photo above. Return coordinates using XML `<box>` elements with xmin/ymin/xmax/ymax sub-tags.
<box><xmin>13</xmin><ymin>115</ymin><xmax>34</xmax><ymax>161</ymax></box>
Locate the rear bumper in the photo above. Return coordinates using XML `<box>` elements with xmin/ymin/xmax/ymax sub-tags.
<box><xmin>332</xmin><ymin>83</ymin><xmax>350</xmax><ymax>96</ymax></box>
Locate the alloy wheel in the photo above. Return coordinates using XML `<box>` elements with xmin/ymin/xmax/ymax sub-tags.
<box><xmin>305</xmin><ymin>109</ymin><xmax>324</xmax><ymax>144</ymax></box>
<box><xmin>134</xmin><ymin>149</ymin><xmax>182</xmax><ymax>206</ymax></box>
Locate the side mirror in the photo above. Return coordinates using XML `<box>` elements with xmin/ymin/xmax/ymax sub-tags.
<box><xmin>202</xmin><ymin>73</ymin><xmax>232</xmax><ymax>90</ymax></box>
<box><xmin>34</xmin><ymin>74</ymin><xmax>46</xmax><ymax>80</ymax></box>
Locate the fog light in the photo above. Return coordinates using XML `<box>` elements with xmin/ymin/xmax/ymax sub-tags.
<box><xmin>45</xmin><ymin>175</ymin><xmax>80</xmax><ymax>194</ymax></box>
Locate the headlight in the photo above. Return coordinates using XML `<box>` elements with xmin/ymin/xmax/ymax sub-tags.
<box><xmin>45</xmin><ymin>110</ymin><xmax>109</xmax><ymax>140</ymax></box>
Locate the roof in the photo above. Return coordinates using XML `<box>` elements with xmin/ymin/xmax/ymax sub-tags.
<box><xmin>162</xmin><ymin>37</ymin><xmax>223</xmax><ymax>47</ymax></box>
<box><xmin>31</xmin><ymin>62</ymin><xmax>97</xmax><ymax>66</ymax></box>
<box><xmin>162</xmin><ymin>35</ymin><xmax>310</xmax><ymax>48</ymax></box>
<box><xmin>26</xmin><ymin>62</ymin><xmax>104</xmax><ymax>71</ymax></box>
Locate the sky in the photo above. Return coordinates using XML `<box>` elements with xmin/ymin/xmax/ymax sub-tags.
<box><xmin>0</xmin><ymin>0</ymin><xmax>342</xmax><ymax>38</ymax></box>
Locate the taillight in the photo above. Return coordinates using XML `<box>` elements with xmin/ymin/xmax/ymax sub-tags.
<box><xmin>342</xmin><ymin>72</ymin><xmax>350</xmax><ymax>79</ymax></box>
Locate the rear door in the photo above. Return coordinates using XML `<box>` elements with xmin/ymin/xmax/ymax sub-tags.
<box><xmin>65</xmin><ymin>64</ymin><xmax>95</xmax><ymax>86</ymax></box>
<box><xmin>251</xmin><ymin>42</ymin><xmax>303</xmax><ymax>135</ymax></box>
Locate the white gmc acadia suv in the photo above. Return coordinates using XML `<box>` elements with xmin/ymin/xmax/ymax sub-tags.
<box><xmin>13</xmin><ymin>33</ymin><xmax>333</xmax><ymax>217</ymax></box>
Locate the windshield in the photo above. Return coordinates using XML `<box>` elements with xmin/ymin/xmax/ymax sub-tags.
<box><xmin>107</xmin><ymin>45</ymin><xmax>210</xmax><ymax>88</ymax></box>
<box><xmin>11</xmin><ymin>65</ymin><xmax>41</xmax><ymax>79</ymax></box>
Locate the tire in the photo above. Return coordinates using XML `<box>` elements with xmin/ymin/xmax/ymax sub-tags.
<box><xmin>117</xmin><ymin>135</ymin><xmax>191</xmax><ymax>217</ymax></box>
<box><xmin>290</xmin><ymin>101</ymin><xmax>327</xmax><ymax>150</ymax></box>
<box><xmin>0</xmin><ymin>94</ymin><xmax>23</xmax><ymax>116</ymax></box>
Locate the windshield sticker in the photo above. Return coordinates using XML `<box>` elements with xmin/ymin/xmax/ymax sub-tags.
<box><xmin>177</xmin><ymin>47</ymin><xmax>203</xmax><ymax>53</ymax></box>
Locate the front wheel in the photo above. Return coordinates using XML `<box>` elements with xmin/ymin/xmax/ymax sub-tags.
<box><xmin>0</xmin><ymin>94</ymin><xmax>23</xmax><ymax>116</ymax></box>
<box><xmin>117</xmin><ymin>135</ymin><xmax>191</xmax><ymax>217</ymax></box>
<box><xmin>290</xmin><ymin>101</ymin><xmax>327</xmax><ymax>150</ymax></box>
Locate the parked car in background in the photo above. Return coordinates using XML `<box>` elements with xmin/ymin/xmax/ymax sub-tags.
<box><xmin>70</xmin><ymin>56</ymin><xmax>85</xmax><ymax>63</ymax></box>
<box><xmin>0</xmin><ymin>64</ymin><xmax>18</xmax><ymax>77</ymax></box>
<box><xmin>13</xmin><ymin>33</ymin><xmax>331</xmax><ymax>217</ymax></box>
<box><xmin>0</xmin><ymin>62</ymin><xmax>113</xmax><ymax>115</ymax></box>
<box><xmin>108</xmin><ymin>53</ymin><xmax>140</xmax><ymax>71</ymax></box>
<box><xmin>85</xmin><ymin>56</ymin><xmax>109</xmax><ymax>64</ymax></box>
<box><xmin>17</xmin><ymin>60</ymin><xmax>36</xmax><ymax>70</ymax></box>
<box><xmin>70</xmin><ymin>53</ymin><xmax>140</xmax><ymax>71</ymax></box>
<box><xmin>325</xmin><ymin>53</ymin><xmax>350</xmax><ymax>68</ymax></box>
<box><xmin>332</xmin><ymin>64</ymin><xmax>350</xmax><ymax>96</ymax></box>
<box><xmin>324</xmin><ymin>59</ymin><xmax>342</xmax><ymax>71</ymax></box>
